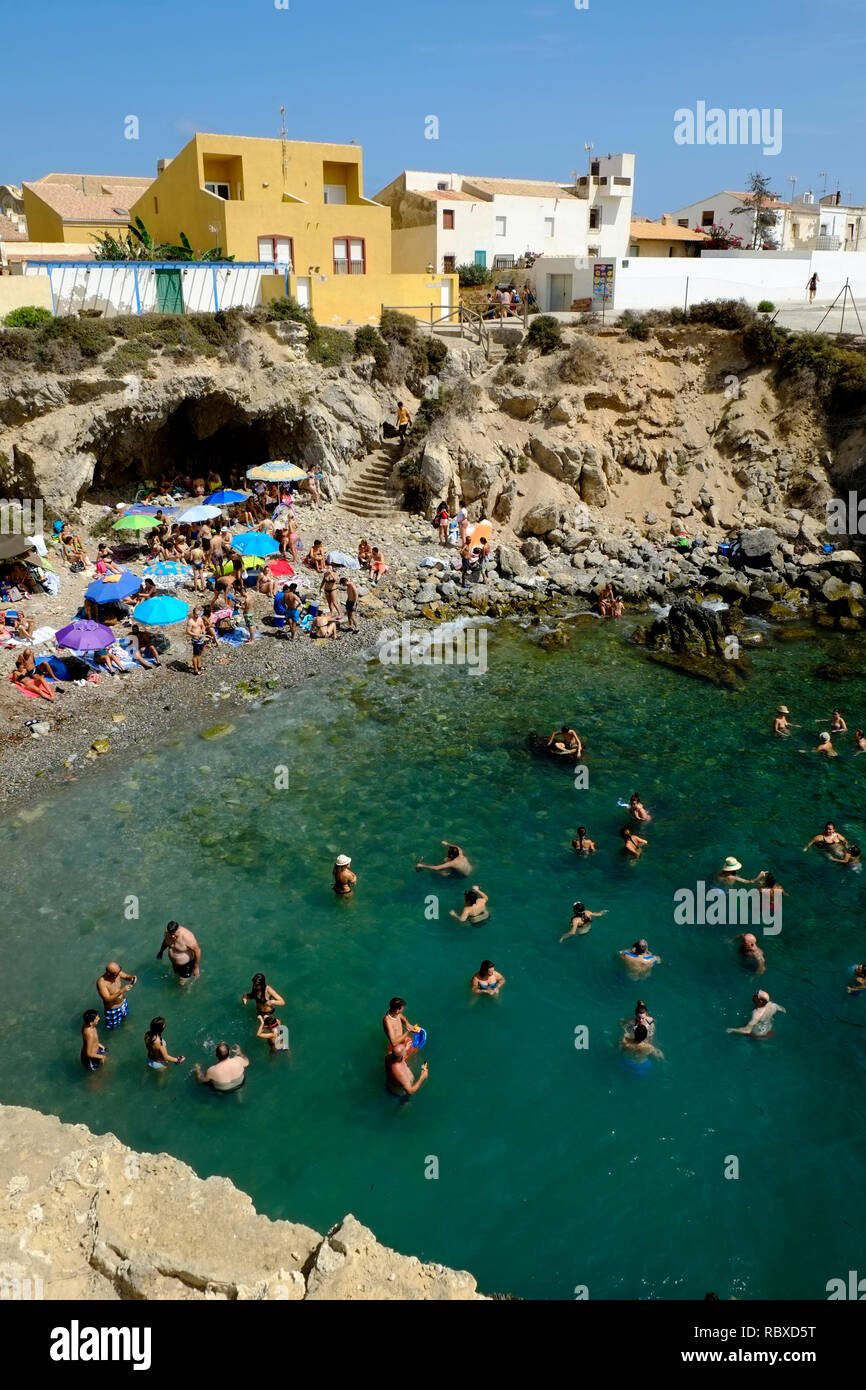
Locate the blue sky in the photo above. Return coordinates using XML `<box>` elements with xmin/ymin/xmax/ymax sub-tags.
<box><xmin>7</xmin><ymin>0</ymin><xmax>865</xmax><ymax>214</ymax></box>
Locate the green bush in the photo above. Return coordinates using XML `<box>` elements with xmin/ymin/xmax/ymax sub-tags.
<box><xmin>379</xmin><ymin>308</ymin><xmax>417</xmax><ymax>345</ymax></box>
<box><xmin>424</xmin><ymin>335</ymin><xmax>447</xmax><ymax>374</ymax></box>
<box><xmin>526</xmin><ymin>314</ymin><xmax>562</xmax><ymax>354</ymax></box>
<box><xmin>741</xmin><ymin>318</ymin><xmax>786</xmax><ymax>363</ymax></box>
<box><xmin>687</xmin><ymin>299</ymin><xmax>757</xmax><ymax>330</ymax></box>
<box><xmin>307</xmin><ymin>325</ymin><xmax>353</xmax><ymax>367</ymax></box>
<box><xmin>456</xmin><ymin>263</ymin><xmax>491</xmax><ymax>287</ymax></box>
<box><xmin>619</xmin><ymin>311</ymin><xmax>652</xmax><ymax>340</ymax></box>
<box><xmin>354</xmin><ymin>324</ymin><xmax>381</xmax><ymax>356</ymax></box>
<box><xmin>264</xmin><ymin>295</ymin><xmax>309</xmax><ymax>323</ymax></box>
<box><xmin>3</xmin><ymin>305</ymin><xmax>53</xmax><ymax>328</ymax></box>
<box><xmin>757</xmin><ymin>300</ymin><xmax>775</xmax><ymax>314</ymax></box>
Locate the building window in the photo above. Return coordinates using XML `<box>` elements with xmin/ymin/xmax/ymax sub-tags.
<box><xmin>589</xmin><ymin>208</ymin><xmax>600</xmax><ymax>230</ymax></box>
<box><xmin>205</xmin><ymin>182</ymin><xmax>230</xmax><ymax>200</ymax></box>
<box><xmin>628</xmin><ymin>244</ymin><xmax>639</xmax><ymax>257</ymax></box>
<box><xmin>677</xmin><ymin>218</ymin><xmax>688</xmax><ymax>227</ymax></box>
<box><xmin>333</xmin><ymin>236</ymin><xmax>366</xmax><ymax>274</ymax></box>
<box><xmin>443</xmin><ymin>208</ymin><xmax>455</xmax><ymax>230</ymax></box>
<box><xmin>323</xmin><ymin>184</ymin><xmax>347</xmax><ymax>204</ymax></box>
<box><xmin>792</xmin><ymin>222</ymin><xmax>799</xmax><ymax>238</ymax></box>
<box><xmin>588</xmin><ymin>246</ymin><xmax>600</xmax><ymax>257</ymax></box>
<box><xmin>590</xmin><ymin>160</ymin><xmax>599</xmax><ymax>176</ymax></box>
<box><xmin>153</xmin><ymin>197</ymin><xmax>159</xmax><ymax>214</ymax></box>
<box><xmin>613</xmin><ymin>176</ymin><xmax>631</xmax><ymax>186</ymax></box>
<box><xmin>437</xmin><ymin>181</ymin><xmax>448</xmax><ymax>190</ymax></box>
<box><xmin>495</xmin><ymin>215</ymin><xmax>506</xmax><ymax>236</ymax></box>
<box><xmin>258</xmin><ymin>235</ymin><xmax>294</xmax><ymax>269</ymax></box>
<box><xmin>443</xmin><ymin>254</ymin><xmax>456</xmax><ymax>273</ymax></box>
<box><xmin>544</xmin><ymin>217</ymin><xmax>555</xmax><ymax>237</ymax></box>
<box><xmin>701</xmin><ymin>210</ymin><xmax>714</xmax><ymax>226</ymax></box>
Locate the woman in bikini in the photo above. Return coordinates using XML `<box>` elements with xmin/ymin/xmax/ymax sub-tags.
<box><xmin>629</xmin><ymin>793</ymin><xmax>652</xmax><ymax>822</ymax></box>
<box><xmin>11</xmin><ymin>653</ymin><xmax>55</xmax><ymax>700</ymax></box>
<box><xmin>241</xmin><ymin>974</ymin><xmax>285</xmax><ymax>1017</ymax></box>
<box><xmin>144</xmin><ymin>1017</ymin><xmax>184</xmax><ymax>1069</ymax></box>
<box><xmin>358</xmin><ymin>538</ymin><xmax>372</xmax><ymax>570</ymax></box>
<box><xmin>320</xmin><ymin>566</ymin><xmax>342</xmax><ymax>618</ymax></box>
<box><xmin>471</xmin><ymin>960</ymin><xmax>506</xmax><ymax>994</ymax></box>
<box><xmin>256</xmin><ymin>1014</ymin><xmax>289</xmax><ymax>1052</ymax></box>
<box><xmin>561</xmin><ymin>900</ymin><xmax>608</xmax><ymax>940</ymax></box>
<box><xmin>620</xmin><ymin>826</ymin><xmax>648</xmax><ymax>859</ymax></box>
<box><xmin>450</xmin><ymin>886</ymin><xmax>489</xmax><ymax>924</ymax></box>
<box><xmin>571</xmin><ymin>826</ymin><xmax>597</xmax><ymax>855</ymax></box>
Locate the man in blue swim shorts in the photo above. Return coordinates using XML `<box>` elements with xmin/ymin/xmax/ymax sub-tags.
<box><xmin>96</xmin><ymin>961</ymin><xmax>137</xmax><ymax>1029</ymax></box>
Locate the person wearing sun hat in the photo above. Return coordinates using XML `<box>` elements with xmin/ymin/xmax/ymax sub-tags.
<box><xmin>717</xmin><ymin>856</ymin><xmax>764</xmax><ymax>886</ymax></box>
<box><xmin>333</xmin><ymin>854</ymin><xmax>357</xmax><ymax>896</ymax></box>
<box><xmin>772</xmin><ymin>705</ymin><xmax>797</xmax><ymax>736</ymax></box>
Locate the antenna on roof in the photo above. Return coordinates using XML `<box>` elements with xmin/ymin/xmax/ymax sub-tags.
<box><xmin>280</xmin><ymin>106</ymin><xmax>288</xmax><ymax>191</ymax></box>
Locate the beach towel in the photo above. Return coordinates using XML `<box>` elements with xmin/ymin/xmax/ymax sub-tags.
<box><xmin>8</xmin><ymin>674</ymin><xmax>54</xmax><ymax>699</ymax></box>
<box><xmin>218</xmin><ymin>628</ymin><xmax>260</xmax><ymax>646</ymax></box>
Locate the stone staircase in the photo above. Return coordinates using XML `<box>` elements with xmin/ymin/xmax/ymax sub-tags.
<box><xmin>338</xmin><ymin>444</ymin><xmax>406</xmax><ymax>520</ymax></box>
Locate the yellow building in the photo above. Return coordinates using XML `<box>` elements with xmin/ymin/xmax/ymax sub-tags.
<box><xmin>628</xmin><ymin>217</ymin><xmax>708</xmax><ymax>258</ymax></box>
<box><xmin>21</xmin><ymin>173</ymin><xmax>153</xmax><ymax>245</ymax></box>
<box><xmin>130</xmin><ymin>133</ymin><xmax>456</xmax><ymax>325</ymax></box>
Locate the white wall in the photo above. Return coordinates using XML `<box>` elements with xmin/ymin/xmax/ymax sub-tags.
<box><xmin>23</xmin><ymin>263</ymin><xmax>269</xmax><ymax>316</ymax></box>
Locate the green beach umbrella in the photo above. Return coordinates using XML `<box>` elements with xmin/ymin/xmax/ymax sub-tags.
<box><xmin>113</xmin><ymin>513</ymin><xmax>159</xmax><ymax>531</ymax></box>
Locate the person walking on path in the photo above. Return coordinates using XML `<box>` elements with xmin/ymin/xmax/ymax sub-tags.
<box><xmin>807</xmin><ymin>272</ymin><xmax>819</xmax><ymax>302</ymax></box>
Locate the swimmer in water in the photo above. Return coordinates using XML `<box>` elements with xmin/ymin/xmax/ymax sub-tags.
<box><xmin>726</xmin><ymin>989</ymin><xmax>785</xmax><ymax>1038</ymax></box>
<box><xmin>716</xmin><ymin>856</ymin><xmax>764</xmax><ymax>886</ymax></box>
<box><xmin>757</xmin><ymin>871</ymin><xmax>786</xmax><ymax>905</ymax></box>
<box><xmin>620</xmin><ymin>826</ymin><xmax>648</xmax><ymax>858</ymax></box>
<box><xmin>241</xmin><ymin>974</ymin><xmax>285</xmax><ymax>1016</ymax></box>
<box><xmin>773</xmin><ymin>705</ymin><xmax>797</xmax><ymax>736</ymax></box>
<box><xmin>144</xmin><ymin>1017</ymin><xmax>185</xmax><ymax>1068</ymax></box>
<box><xmin>619</xmin><ymin>939</ymin><xmax>660</xmax><ymax>975</ymax></box>
<box><xmin>854</xmin><ymin>729</ymin><xmax>866</xmax><ymax>754</ymax></box>
<box><xmin>571</xmin><ymin>826</ymin><xmax>597</xmax><ymax>855</ymax></box>
<box><xmin>193</xmin><ymin>1042</ymin><xmax>249</xmax><ymax>1092</ymax></box>
<box><xmin>835</xmin><ymin>844</ymin><xmax>862</xmax><ymax>869</ymax></box>
<box><xmin>827</xmin><ymin>708</ymin><xmax>848</xmax><ymax>733</ymax></box>
<box><xmin>382</xmin><ymin>997</ymin><xmax>423</xmax><ymax>1054</ymax></box>
<box><xmin>385</xmin><ymin>1044</ymin><xmax>429</xmax><ymax>1098</ymax></box>
<box><xmin>628</xmin><ymin>792</ymin><xmax>652</xmax><ymax>822</ymax></box>
<box><xmin>561</xmin><ymin>900</ymin><xmax>608</xmax><ymax>940</ymax></box>
<box><xmin>620</xmin><ymin>1023</ymin><xmax>663</xmax><ymax>1060</ymax></box>
<box><xmin>450</xmin><ymin>886</ymin><xmax>489</xmax><ymax>924</ymax></box>
<box><xmin>806</xmin><ymin>730</ymin><xmax>837</xmax><ymax>757</ymax></box>
<box><xmin>256</xmin><ymin>1014</ymin><xmax>288</xmax><ymax>1052</ymax></box>
<box><xmin>621</xmin><ymin>1000</ymin><xmax>655</xmax><ymax>1038</ymax></box>
<box><xmin>730</xmin><ymin>932</ymin><xmax>766</xmax><ymax>974</ymax></box>
<box><xmin>415</xmin><ymin>841</ymin><xmax>472</xmax><ymax>877</ymax></box>
<box><xmin>848</xmin><ymin>964</ymin><xmax>866</xmax><ymax>995</ymax></box>
<box><xmin>804</xmin><ymin>822</ymin><xmax>848</xmax><ymax>856</ymax></box>
<box><xmin>471</xmin><ymin>960</ymin><xmax>506</xmax><ymax>994</ymax></box>
<box><xmin>333</xmin><ymin>853</ymin><xmax>357</xmax><ymax>895</ymax></box>
<box><xmin>80</xmin><ymin>1010</ymin><xmax>107</xmax><ymax>1072</ymax></box>
<box><xmin>547</xmin><ymin>724</ymin><xmax>582</xmax><ymax>755</ymax></box>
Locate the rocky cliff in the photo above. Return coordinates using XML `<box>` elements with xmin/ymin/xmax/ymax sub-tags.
<box><xmin>0</xmin><ymin>1106</ymin><xmax>485</xmax><ymax>1300</ymax></box>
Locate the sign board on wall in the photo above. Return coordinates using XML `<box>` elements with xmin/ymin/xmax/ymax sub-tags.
<box><xmin>592</xmin><ymin>261</ymin><xmax>615</xmax><ymax>303</ymax></box>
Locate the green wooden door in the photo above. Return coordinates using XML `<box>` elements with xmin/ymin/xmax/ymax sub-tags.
<box><xmin>474</xmin><ymin>250</ymin><xmax>486</xmax><ymax>268</ymax></box>
<box><xmin>155</xmin><ymin>269</ymin><xmax>183</xmax><ymax>314</ymax></box>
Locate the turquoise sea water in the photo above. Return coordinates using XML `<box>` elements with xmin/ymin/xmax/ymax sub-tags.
<box><xmin>1</xmin><ymin>615</ymin><xmax>865</xmax><ymax>1300</ymax></box>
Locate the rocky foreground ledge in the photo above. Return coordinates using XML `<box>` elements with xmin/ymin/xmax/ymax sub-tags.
<box><xmin>0</xmin><ymin>1106</ymin><xmax>485</xmax><ymax>1300</ymax></box>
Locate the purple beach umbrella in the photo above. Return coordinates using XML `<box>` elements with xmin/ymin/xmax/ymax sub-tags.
<box><xmin>55</xmin><ymin>620</ymin><xmax>115</xmax><ymax>651</ymax></box>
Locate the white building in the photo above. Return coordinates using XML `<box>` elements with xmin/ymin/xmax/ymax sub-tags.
<box><xmin>814</xmin><ymin>195</ymin><xmax>866</xmax><ymax>252</ymax></box>
<box><xmin>21</xmin><ymin>259</ymin><xmax>280</xmax><ymax>316</ymax></box>
<box><xmin>374</xmin><ymin>155</ymin><xmax>635</xmax><ymax>275</ymax></box>
<box><xmin>667</xmin><ymin>189</ymin><xmax>790</xmax><ymax>248</ymax></box>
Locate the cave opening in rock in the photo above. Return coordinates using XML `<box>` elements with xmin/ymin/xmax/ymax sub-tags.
<box><xmin>92</xmin><ymin>394</ymin><xmax>301</xmax><ymax>490</ymax></box>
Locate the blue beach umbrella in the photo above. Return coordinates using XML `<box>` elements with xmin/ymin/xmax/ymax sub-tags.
<box><xmin>85</xmin><ymin>570</ymin><xmax>142</xmax><ymax>604</ymax></box>
<box><xmin>206</xmin><ymin>489</ymin><xmax>249</xmax><ymax>505</ymax></box>
<box><xmin>142</xmin><ymin>561</ymin><xmax>193</xmax><ymax>589</ymax></box>
<box><xmin>133</xmin><ymin>596</ymin><xmax>189</xmax><ymax>626</ymax></box>
<box><xmin>231</xmin><ymin>531</ymin><xmax>280</xmax><ymax>558</ymax></box>
<box><xmin>175</xmin><ymin>504</ymin><xmax>222</xmax><ymax>524</ymax></box>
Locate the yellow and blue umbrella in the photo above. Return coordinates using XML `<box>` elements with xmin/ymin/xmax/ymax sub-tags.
<box><xmin>142</xmin><ymin>561</ymin><xmax>193</xmax><ymax>590</ymax></box>
<box><xmin>246</xmin><ymin>460</ymin><xmax>306</xmax><ymax>482</ymax></box>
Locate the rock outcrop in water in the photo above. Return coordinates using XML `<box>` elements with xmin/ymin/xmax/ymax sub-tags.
<box><xmin>0</xmin><ymin>1106</ymin><xmax>485</xmax><ymax>1300</ymax></box>
<box><xmin>633</xmin><ymin>596</ymin><xmax>750</xmax><ymax>686</ymax></box>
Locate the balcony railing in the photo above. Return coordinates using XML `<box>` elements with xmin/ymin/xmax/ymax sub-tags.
<box><xmin>333</xmin><ymin>258</ymin><xmax>366</xmax><ymax>275</ymax></box>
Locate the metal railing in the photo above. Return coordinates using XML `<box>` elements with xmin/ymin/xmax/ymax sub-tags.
<box><xmin>334</xmin><ymin>259</ymin><xmax>366</xmax><ymax>275</ymax></box>
<box><xmin>380</xmin><ymin>302</ymin><xmax>496</xmax><ymax>358</ymax></box>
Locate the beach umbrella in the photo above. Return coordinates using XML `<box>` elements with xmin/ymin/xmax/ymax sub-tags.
<box><xmin>113</xmin><ymin>514</ymin><xmax>158</xmax><ymax>532</ymax></box>
<box><xmin>232</xmin><ymin>531</ymin><xmax>280</xmax><ymax>558</ymax></box>
<box><xmin>0</xmin><ymin>535</ymin><xmax>36</xmax><ymax>560</ymax></box>
<box><xmin>268</xmin><ymin>558</ymin><xmax>295</xmax><ymax>577</ymax></box>
<box><xmin>125</xmin><ymin>504</ymin><xmax>179</xmax><ymax>517</ymax></box>
<box><xmin>175</xmin><ymin>504</ymin><xmax>222</xmax><ymax>524</ymax></box>
<box><xmin>246</xmin><ymin>460</ymin><xmax>306</xmax><ymax>482</ymax></box>
<box><xmin>217</xmin><ymin>556</ymin><xmax>259</xmax><ymax>576</ymax></box>
<box><xmin>85</xmin><ymin>570</ymin><xmax>141</xmax><ymax>604</ymax></box>
<box><xmin>133</xmin><ymin>596</ymin><xmax>189</xmax><ymax>626</ymax></box>
<box><xmin>206</xmin><ymin>489</ymin><xmax>249</xmax><ymax>505</ymax></box>
<box><xmin>142</xmin><ymin>561</ymin><xmax>193</xmax><ymax>590</ymax></box>
<box><xmin>56</xmin><ymin>619</ymin><xmax>115</xmax><ymax>651</ymax></box>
